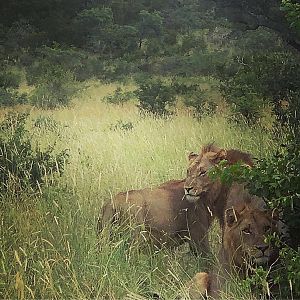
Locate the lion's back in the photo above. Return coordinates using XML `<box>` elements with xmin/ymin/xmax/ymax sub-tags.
<box><xmin>113</xmin><ymin>182</ymin><xmax>186</xmax><ymax>232</ymax></box>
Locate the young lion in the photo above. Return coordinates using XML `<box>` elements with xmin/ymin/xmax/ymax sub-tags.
<box><xmin>183</xmin><ymin>185</ymin><xmax>279</xmax><ymax>299</ymax></box>
<box><xmin>98</xmin><ymin>179</ymin><xmax>212</xmax><ymax>254</ymax></box>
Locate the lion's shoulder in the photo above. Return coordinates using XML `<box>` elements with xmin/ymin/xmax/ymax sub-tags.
<box><xmin>157</xmin><ymin>179</ymin><xmax>185</xmax><ymax>190</ymax></box>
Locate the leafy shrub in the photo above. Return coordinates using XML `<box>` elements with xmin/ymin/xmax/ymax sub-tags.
<box><xmin>182</xmin><ymin>88</ymin><xmax>216</xmax><ymax>117</ymax></box>
<box><xmin>104</xmin><ymin>87</ymin><xmax>135</xmax><ymax>105</ymax></box>
<box><xmin>30</xmin><ymin>63</ymin><xmax>78</xmax><ymax>109</ymax></box>
<box><xmin>157</xmin><ymin>50</ymin><xmax>227</xmax><ymax>77</ymax></box>
<box><xmin>4</xmin><ymin>20</ymin><xmax>45</xmax><ymax>53</ymax></box>
<box><xmin>220</xmin><ymin>82</ymin><xmax>265</xmax><ymax>123</ymax></box>
<box><xmin>0</xmin><ymin>112</ymin><xmax>69</xmax><ymax>194</ymax></box>
<box><xmin>171</xmin><ymin>79</ymin><xmax>216</xmax><ymax>117</ymax></box>
<box><xmin>170</xmin><ymin>78</ymin><xmax>200</xmax><ymax>95</ymax></box>
<box><xmin>274</xmin><ymin>246</ymin><xmax>300</xmax><ymax>298</ymax></box>
<box><xmin>28</xmin><ymin>45</ymin><xmax>96</xmax><ymax>82</ymax></box>
<box><xmin>75</xmin><ymin>56</ymin><xmax>105</xmax><ymax>81</ymax></box>
<box><xmin>0</xmin><ymin>68</ymin><xmax>22</xmax><ymax>89</ymax></box>
<box><xmin>219</xmin><ymin>52</ymin><xmax>300</xmax><ymax>125</ymax></box>
<box><xmin>0</xmin><ymin>88</ymin><xmax>28</xmax><ymax>106</ymax></box>
<box><xmin>0</xmin><ymin>66</ymin><xmax>27</xmax><ymax>106</ymax></box>
<box><xmin>185</xmin><ymin>96</ymin><xmax>216</xmax><ymax>118</ymax></box>
<box><xmin>281</xmin><ymin>0</ymin><xmax>300</xmax><ymax>31</ymax></box>
<box><xmin>101</xmin><ymin>58</ymin><xmax>139</xmax><ymax>82</ymax></box>
<box><xmin>179</xmin><ymin>32</ymin><xmax>206</xmax><ymax>54</ymax></box>
<box><xmin>135</xmin><ymin>78</ymin><xmax>176</xmax><ymax>116</ymax></box>
<box><xmin>24</xmin><ymin>45</ymin><xmax>86</xmax><ymax>81</ymax></box>
<box><xmin>241</xmin><ymin>266</ymin><xmax>271</xmax><ymax>299</ymax></box>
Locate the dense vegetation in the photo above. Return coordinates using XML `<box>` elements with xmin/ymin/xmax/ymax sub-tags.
<box><xmin>0</xmin><ymin>0</ymin><xmax>299</xmax><ymax>121</ymax></box>
<box><xmin>1</xmin><ymin>0</ymin><xmax>300</xmax><ymax>299</ymax></box>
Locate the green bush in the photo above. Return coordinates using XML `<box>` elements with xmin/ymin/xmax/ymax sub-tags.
<box><xmin>0</xmin><ymin>112</ymin><xmax>69</xmax><ymax>194</ymax></box>
<box><xmin>0</xmin><ymin>68</ymin><xmax>22</xmax><ymax>89</ymax></box>
<box><xmin>4</xmin><ymin>20</ymin><xmax>44</xmax><ymax>54</ymax></box>
<box><xmin>170</xmin><ymin>79</ymin><xmax>216</xmax><ymax>117</ymax></box>
<box><xmin>101</xmin><ymin>58</ymin><xmax>139</xmax><ymax>82</ymax></box>
<box><xmin>157</xmin><ymin>50</ymin><xmax>228</xmax><ymax>77</ymax></box>
<box><xmin>75</xmin><ymin>56</ymin><xmax>105</xmax><ymax>81</ymax></box>
<box><xmin>218</xmin><ymin>52</ymin><xmax>300</xmax><ymax>125</ymax></box>
<box><xmin>179</xmin><ymin>32</ymin><xmax>206</xmax><ymax>54</ymax></box>
<box><xmin>0</xmin><ymin>66</ymin><xmax>27</xmax><ymax>107</ymax></box>
<box><xmin>220</xmin><ymin>82</ymin><xmax>265</xmax><ymax>123</ymax></box>
<box><xmin>182</xmin><ymin>88</ymin><xmax>216</xmax><ymax>117</ymax></box>
<box><xmin>30</xmin><ymin>63</ymin><xmax>79</xmax><ymax>109</ymax></box>
<box><xmin>135</xmin><ymin>78</ymin><xmax>176</xmax><ymax>116</ymax></box>
<box><xmin>104</xmin><ymin>87</ymin><xmax>135</xmax><ymax>105</ymax></box>
<box><xmin>0</xmin><ymin>88</ymin><xmax>28</xmax><ymax>106</ymax></box>
<box><xmin>25</xmin><ymin>46</ymin><xmax>91</xmax><ymax>83</ymax></box>
<box><xmin>184</xmin><ymin>94</ymin><xmax>216</xmax><ymax>117</ymax></box>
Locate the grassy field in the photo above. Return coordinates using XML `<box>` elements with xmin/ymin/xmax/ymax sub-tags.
<box><xmin>0</xmin><ymin>82</ymin><xmax>282</xmax><ymax>299</ymax></box>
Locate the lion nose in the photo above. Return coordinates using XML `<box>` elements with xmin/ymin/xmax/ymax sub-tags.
<box><xmin>256</xmin><ymin>244</ymin><xmax>269</xmax><ymax>254</ymax></box>
<box><xmin>184</xmin><ymin>187</ymin><xmax>193</xmax><ymax>194</ymax></box>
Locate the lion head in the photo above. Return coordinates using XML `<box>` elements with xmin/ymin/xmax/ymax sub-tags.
<box><xmin>223</xmin><ymin>203</ymin><xmax>278</xmax><ymax>268</ymax></box>
<box><xmin>184</xmin><ymin>144</ymin><xmax>253</xmax><ymax>203</ymax></box>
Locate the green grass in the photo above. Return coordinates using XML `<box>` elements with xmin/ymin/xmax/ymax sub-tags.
<box><xmin>0</xmin><ymin>81</ymin><xmax>283</xmax><ymax>299</ymax></box>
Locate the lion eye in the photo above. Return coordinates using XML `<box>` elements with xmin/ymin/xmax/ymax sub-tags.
<box><xmin>242</xmin><ymin>227</ymin><xmax>252</xmax><ymax>235</ymax></box>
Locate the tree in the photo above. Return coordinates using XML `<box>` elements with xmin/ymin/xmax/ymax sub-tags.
<box><xmin>218</xmin><ymin>51</ymin><xmax>300</xmax><ymax>125</ymax></box>
<box><xmin>206</xmin><ymin>0</ymin><xmax>300</xmax><ymax>51</ymax></box>
<box><xmin>282</xmin><ymin>0</ymin><xmax>300</xmax><ymax>31</ymax></box>
<box><xmin>73</xmin><ymin>7</ymin><xmax>113</xmax><ymax>51</ymax></box>
<box><xmin>137</xmin><ymin>10</ymin><xmax>163</xmax><ymax>48</ymax></box>
<box><xmin>135</xmin><ymin>77</ymin><xmax>176</xmax><ymax>116</ymax></box>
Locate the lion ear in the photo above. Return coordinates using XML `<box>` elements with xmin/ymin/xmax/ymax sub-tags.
<box><xmin>216</xmin><ymin>149</ymin><xmax>227</xmax><ymax>159</ymax></box>
<box><xmin>225</xmin><ymin>207</ymin><xmax>239</xmax><ymax>227</ymax></box>
<box><xmin>200</xmin><ymin>143</ymin><xmax>220</xmax><ymax>155</ymax></box>
<box><xmin>188</xmin><ymin>152</ymin><xmax>198</xmax><ymax>162</ymax></box>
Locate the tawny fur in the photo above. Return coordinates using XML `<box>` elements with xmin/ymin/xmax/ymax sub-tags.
<box><xmin>185</xmin><ymin>184</ymin><xmax>279</xmax><ymax>299</ymax></box>
<box><xmin>98</xmin><ymin>179</ymin><xmax>211</xmax><ymax>254</ymax></box>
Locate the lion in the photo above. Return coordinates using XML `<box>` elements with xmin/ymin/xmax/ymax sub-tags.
<box><xmin>222</xmin><ymin>187</ymin><xmax>278</xmax><ymax>269</ymax></box>
<box><xmin>183</xmin><ymin>185</ymin><xmax>279</xmax><ymax>299</ymax></box>
<box><xmin>98</xmin><ymin>179</ymin><xmax>212</xmax><ymax>254</ymax></box>
<box><xmin>184</xmin><ymin>143</ymin><xmax>254</xmax><ymax>228</ymax></box>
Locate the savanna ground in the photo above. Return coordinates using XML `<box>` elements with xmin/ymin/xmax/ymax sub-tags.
<box><xmin>0</xmin><ymin>81</ymin><xmax>285</xmax><ymax>299</ymax></box>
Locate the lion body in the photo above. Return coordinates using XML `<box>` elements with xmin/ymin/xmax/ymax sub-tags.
<box><xmin>185</xmin><ymin>184</ymin><xmax>279</xmax><ymax>299</ymax></box>
<box><xmin>98</xmin><ymin>179</ymin><xmax>212</xmax><ymax>253</ymax></box>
